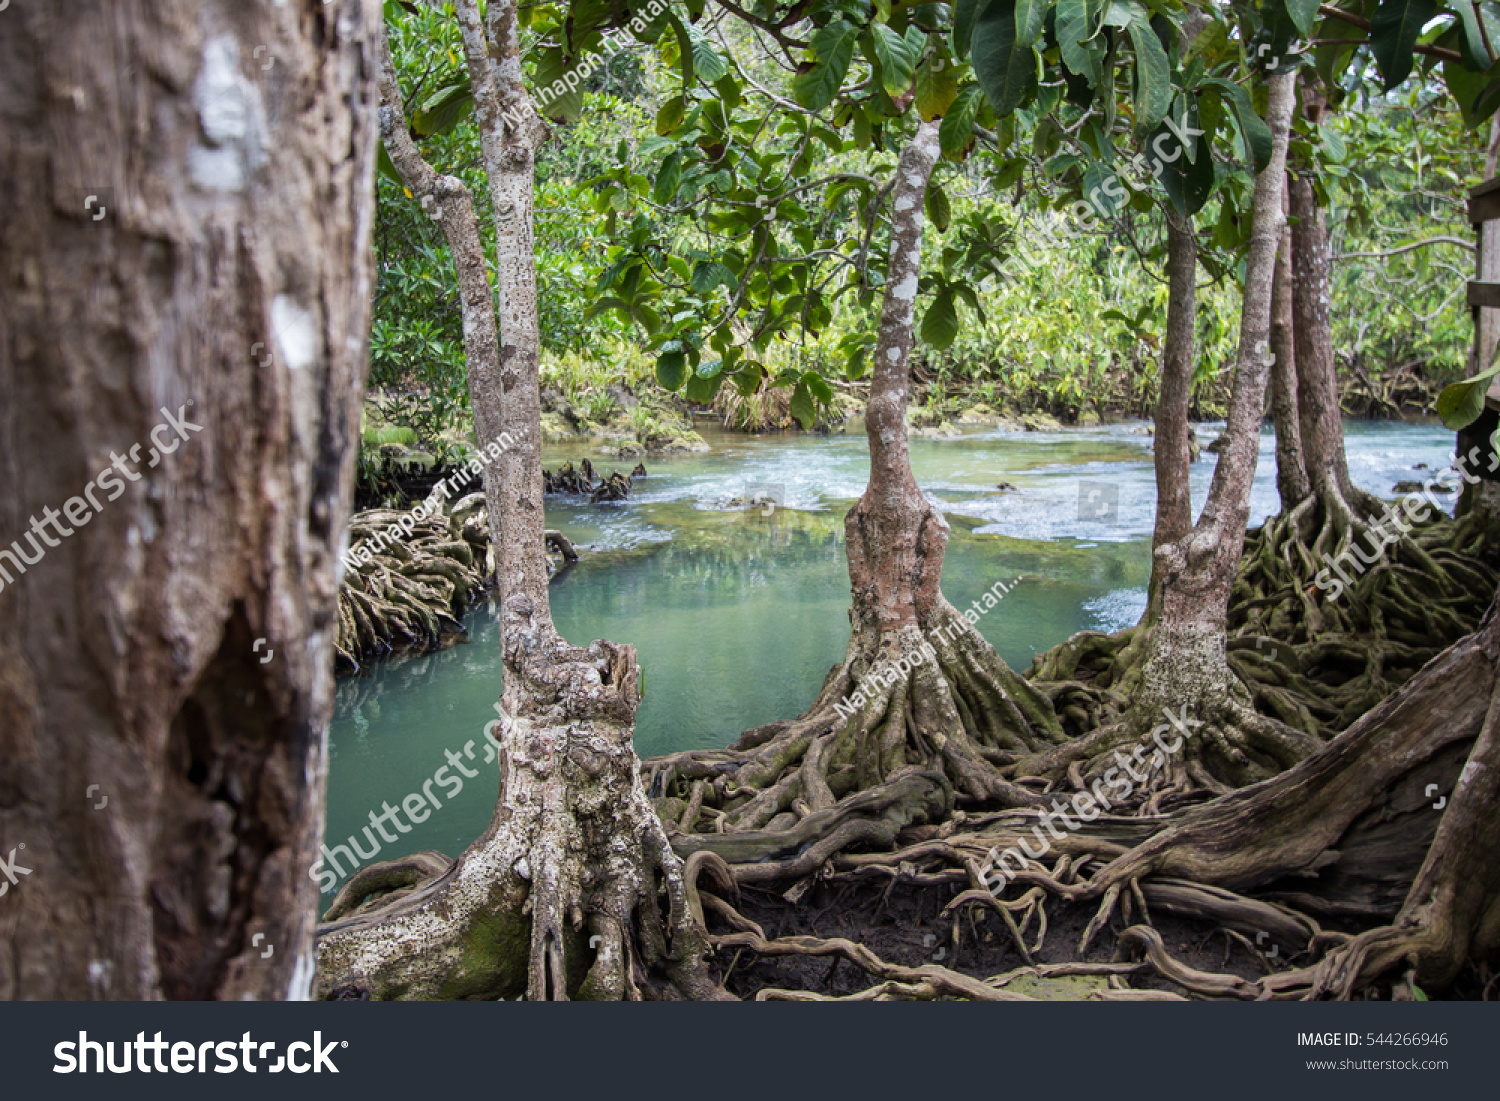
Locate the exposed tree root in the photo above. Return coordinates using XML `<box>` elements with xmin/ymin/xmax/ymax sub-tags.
<box><xmin>315</xmin><ymin>634</ymin><xmax>727</xmax><ymax>1000</ymax></box>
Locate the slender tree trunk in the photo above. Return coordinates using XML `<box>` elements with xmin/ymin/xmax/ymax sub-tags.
<box><xmin>316</xmin><ymin>0</ymin><xmax>721</xmax><ymax>1001</ymax></box>
<box><xmin>1289</xmin><ymin>80</ymin><xmax>1379</xmax><ymax>522</ymax></box>
<box><xmin>1270</xmin><ymin>202</ymin><xmax>1310</xmax><ymax>511</ymax></box>
<box><xmin>1024</xmin><ymin>71</ymin><xmax>1313</xmax><ymax>792</ymax></box>
<box><xmin>375</xmin><ymin>36</ymin><xmax>506</xmax><ymax>554</ymax></box>
<box><xmin>1153</xmin><ymin>217</ymin><xmax>1198</xmax><ymax>555</ymax></box>
<box><xmin>1138</xmin><ymin>71</ymin><xmax>1297</xmax><ymax>728</ymax></box>
<box><xmin>0</xmin><ymin>0</ymin><xmax>379</xmax><ymax>998</ymax></box>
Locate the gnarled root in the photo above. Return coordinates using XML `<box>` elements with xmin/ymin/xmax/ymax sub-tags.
<box><xmin>315</xmin><ymin>635</ymin><xmax>726</xmax><ymax>1000</ymax></box>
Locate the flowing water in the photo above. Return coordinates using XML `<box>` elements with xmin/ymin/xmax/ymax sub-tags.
<box><xmin>317</xmin><ymin>417</ymin><xmax>1460</xmax><ymax>894</ymax></box>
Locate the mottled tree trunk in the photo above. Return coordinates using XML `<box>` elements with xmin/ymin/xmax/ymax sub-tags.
<box><xmin>1289</xmin><ymin>82</ymin><xmax>1379</xmax><ymax>523</ymax></box>
<box><xmin>375</xmin><ymin>35</ymin><xmax>506</xmax><ymax>551</ymax></box>
<box><xmin>0</xmin><ymin>0</ymin><xmax>380</xmax><ymax>998</ymax></box>
<box><xmin>316</xmin><ymin>0</ymin><xmax>720</xmax><ymax>1001</ymax></box>
<box><xmin>1025</xmin><ymin>72</ymin><xmax>1310</xmax><ymax>791</ymax></box>
<box><xmin>1136</xmin><ymin>71</ymin><xmax>1300</xmax><ymax>759</ymax></box>
<box><xmin>1270</xmin><ymin>209</ymin><xmax>1310</xmax><ymax>512</ymax></box>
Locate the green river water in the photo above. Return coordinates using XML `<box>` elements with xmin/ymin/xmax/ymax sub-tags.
<box><xmin>317</xmin><ymin>418</ymin><xmax>1459</xmax><ymax>897</ymax></box>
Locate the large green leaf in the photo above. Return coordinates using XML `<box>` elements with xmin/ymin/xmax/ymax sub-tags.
<box><xmin>1283</xmin><ymin>0</ymin><xmax>1321</xmax><ymax>36</ymax></box>
<box><xmin>1127</xmin><ymin>5</ymin><xmax>1171</xmax><ymax>134</ymax></box>
<box><xmin>1057</xmin><ymin>0</ymin><xmax>1103</xmax><ymax>85</ymax></box>
<box><xmin>413</xmin><ymin>79</ymin><xmax>473</xmax><ymax>137</ymax></box>
<box><xmin>1206</xmin><ymin>77</ymin><xmax>1272</xmax><ymax>171</ymax></box>
<box><xmin>1437</xmin><ymin>360</ymin><xmax>1500</xmax><ymax>429</ymax></box>
<box><xmin>972</xmin><ymin>0</ymin><xmax>1038</xmax><ymax>117</ymax></box>
<box><xmin>789</xmin><ymin>380</ymin><xmax>817</xmax><ymax>428</ymax></box>
<box><xmin>953</xmin><ymin>0</ymin><xmax>982</xmax><ymax>59</ymax></box>
<box><xmin>1369</xmin><ymin>0</ymin><xmax>1439</xmax><ymax>90</ymax></box>
<box><xmin>533</xmin><ymin>48</ymin><xmax>585</xmax><ymax>122</ymax></box>
<box><xmin>684</xmin><ymin>371</ymin><xmax>723</xmax><ymax>404</ymax></box>
<box><xmin>940</xmin><ymin>84</ymin><xmax>986</xmax><ymax>156</ymax></box>
<box><xmin>690</xmin><ymin>28</ymin><xmax>731</xmax><ymax>82</ymax></box>
<box><xmin>656</xmin><ymin>351</ymin><xmax>688</xmax><ymax>391</ymax></box>
<box><xmin>926</xmin><ymin>183</ymin><xmax>952</xmax><ymax>231</ymax></box>
<box><xmin>872</xmin><ymin>23</ymin><xmax>922</xmax><ymax>97</ymax></box>
<box><xmin>1014</xmin><ymin>0</ymin><xmax>1052</xmax><ymax>46</ymax></box>
<box><xmin>1153</xmin><ymin>107</ymin><xmax>1215</xmax><ymax>216</ymax></box>
<box><xmin>691</xmin><ymin>260</ymin><xmax>737</xmax><ymax>295</ymax></box>
<box><xmin>1456</xmin><ymin>1</ymin><xmax>1500</xmax><ymax>70</ymax></box>
<box><xmin>792</xmin><ymin>19</ymin><xmax>860</xmax><ymax>110</ymax></box>
<box><xmin>922</xmin><ymin>291</ymin><xmax>960</xmax><ymax>349</ymax></box>
<box><xmin>653</xmin><ymin>151</ymin><xmax>683</xmax><ymax>205</ymax></box>
<box><xmin>914</xmin><ymin>46</ymin><xmax>961</xmax><ymax>118</ymax></box>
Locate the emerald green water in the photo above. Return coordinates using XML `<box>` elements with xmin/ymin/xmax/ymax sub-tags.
<box><xmin>317</xmin><ymin>418</ymin><xmax>1458</xmax><ymax>895</ymax></box>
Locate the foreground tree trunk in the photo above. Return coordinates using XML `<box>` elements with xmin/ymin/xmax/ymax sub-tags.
<box><xmin>641</xmin><ymin>123</ymin><xmax>1064</xmax><ymax>861</ymax></box>
<box><xmin>1022</xmin><ymin>70</ymin><xmax>1309</xmax><ymax>793</ymax></box>
<box><xmin>315</xmin><ymin>0</ymin><xmax>720</xmax><ymax>1000</ymax></box>
<box><xmin>0</xmin><ymin>0</ymin><xmax>379</xmax><ymax>998</ymax></box>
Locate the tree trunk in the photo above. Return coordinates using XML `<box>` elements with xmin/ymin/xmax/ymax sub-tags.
<box><xmin>638</xmin><ymin>125</ymin><xmax>1064</xmax><ymax>891</ymax></box>
<box><xmin>1270</xmin><ymin>206</ymin><xmax>1310</xmax><ymax>512</ymax></box>
<box><xmin>315</xmin><ymin>0</ymin><xmax>721</xmax><ymax>1001</ymax></box>
<box><xmin>373</xmin><ymin>35</ymin><xmax>506</xmax><ymax>551</ymax></box>
<box><xmin>1022</xmin><ymin>71</ymin><xmax>1310</xmax><ymax>793</ymax></box>
<box><xmin>1289</xmin><ymin>81</ymin><xmax>1379</xmax><ymax>523</ymax></box>
<box><xmin>0</xmin><ymin>0</ymin><xmax>379</xmax><ymax>999</ymax></box>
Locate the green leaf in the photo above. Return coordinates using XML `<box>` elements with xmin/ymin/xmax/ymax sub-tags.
<box><xmin>1446</xmin><ymin>58</ymin><xmax>1487</xmax><ymax>127</ymax></box>
<box><xmin>789</xmin><ymin>380</ymin><xmax>817</xmax><ymax>428</ymax></box>
<box><xmin>926</xmin><ymin>183</ymin><xmax>953</xmax><ymax>231</ymax></box>
<box><xmin>1154</xmin><ymin>111</ymin><xmax>1215</xmax><ymax>216</ymax></box>
<box><xmin>792</xmin><ymin>19</ymin><xmax>860</xmax><ymax>111</ymax></box>
<box><xmin>1014</xmin><ymin>0</ymin><xmax>1051</xmax><ymax>46</ymax></box>
<box><xmin>691</xmin><ymin>260</ymin><xmax>736</xmax><ymax>294</ymax></box>
<box><xmin>684</xmin><ymin>371</ymin><xmax>723</xmax><ymax>404</ymax></box>
<box><xmin>1127</xmin><ymin>5</ymin><xmax>1171</xmax><ymax>135</ymax></box>
<box><xmin>972</xmin><ymin>0</ymin><xmax>1038</xmax><ymax>117</ymax></box>
<box><xmin>846</xmin><ymin>346</ymin><xmax>869</xmax><ymax>380</ymax></box>
<box><xmin>954</xmin><ymin>0</ymin><xmax>982</xmax><ymax>59</ymax></box>
<box><xmin>1318</xmin><ymin>121</ymin><xmax>1347</xmax><ymax>162</ymax></box>
<box><xmin>1457</xmin><ymin>1</ymin><xmax>1500</xmax><ymax>69</ymax></box>
<box><xmin>803</xmin><ymin>371</ymin><xmax>834</xmax><ymax>403</ymax></box>
<box><xmin>922</xmin><ymin>291</ymin><xmax>960</xmax><ymax>349</ymax></box>
<box><xmin>940</xmin><ymin>84</ymin><xmax>986</xmax><ymax>157</ymax></box>
<box><xmin>1284</xmin><ymin>0</ymin><xmax>1321</xmax><ymax>37</ymax></box>
<box><xmin>656</xmin><ymin>351</ymin><xmax>688</xmax><ymax>391</ymax></box>
<box><xmin>653</xmin><ymin>151</ymin><xmax>683</xmax><ymax>205</ymax></box>
<box><xmin>872</xmin><ymin>23</ymin><xmax>921</xmax><ymax>97</ymax></box>
<box><xmin>413</xmin><ymin>80</ymin><xmax>474</xmax><ymax>137</ymax></box>
<box><xmin>1437</xmin><ymin>360</ymin><xmax>1500</xmax><ymax>429</ymax></box>
<box><xmin>1370</xmin><ymin>0</ymin><xmax>1439</xmax><ymax>90</ymax></box>
<box><xmin>1057</xmin><ymin>0</ymin><xmax>1104</xmax><ymax>85</ymax></box>
<box><xmin>914</xmin><ymin>46</ymin><xmax>962</xmax><ymax>119</ymax></box>
<box><xmin>690</xmin><ymin>28</ymin><xmax>731</xmax><ymax>82</ymax></box>
<box><xmin>533</xmin><ymin>49</ymin><xmax>585</xmax><ymax>123</ymax></box>
<box><xmin>1207</xmin><ymin>78</ymin><xmax>1273</xmax><ymax>171</ymax></box>
<box><xmin>656</xmin><ymin>97</ymin><xmax>687</xmax><ymax>136</ymax></box>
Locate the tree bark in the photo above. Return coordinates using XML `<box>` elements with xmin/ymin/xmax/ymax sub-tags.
<box><xmin>316</xmin><ymin>0</ymin><xmax>721</xmax><ymax>1001</ymax></box>
<box><xmin>1289</xmin><ymin>80</ymin><xmax>1379</xmax><ymax>521</ymax></box>
<box><xmin>375</xmin><ymin>35</ymin><xmax>506</xmax><ymax>558</ymax></box>
<box><xmin>0</xmin><ymin>0</ymin><xmax>380</xmax><ymax>998</ymax></box>
<box><xmin>1033</xmin><ymin>70</ymin><xmax>1312</xmax><ymax>792</ymax></box>
<box><xmin>1153</xmin><ymin>217</ymin><xmax>1197</xmax><ymax>554</ymax></box>
<box><xmin>1270</xmin><ymin>205</ymin><xmax>1310</xmax><ymax>512</ymax></box>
